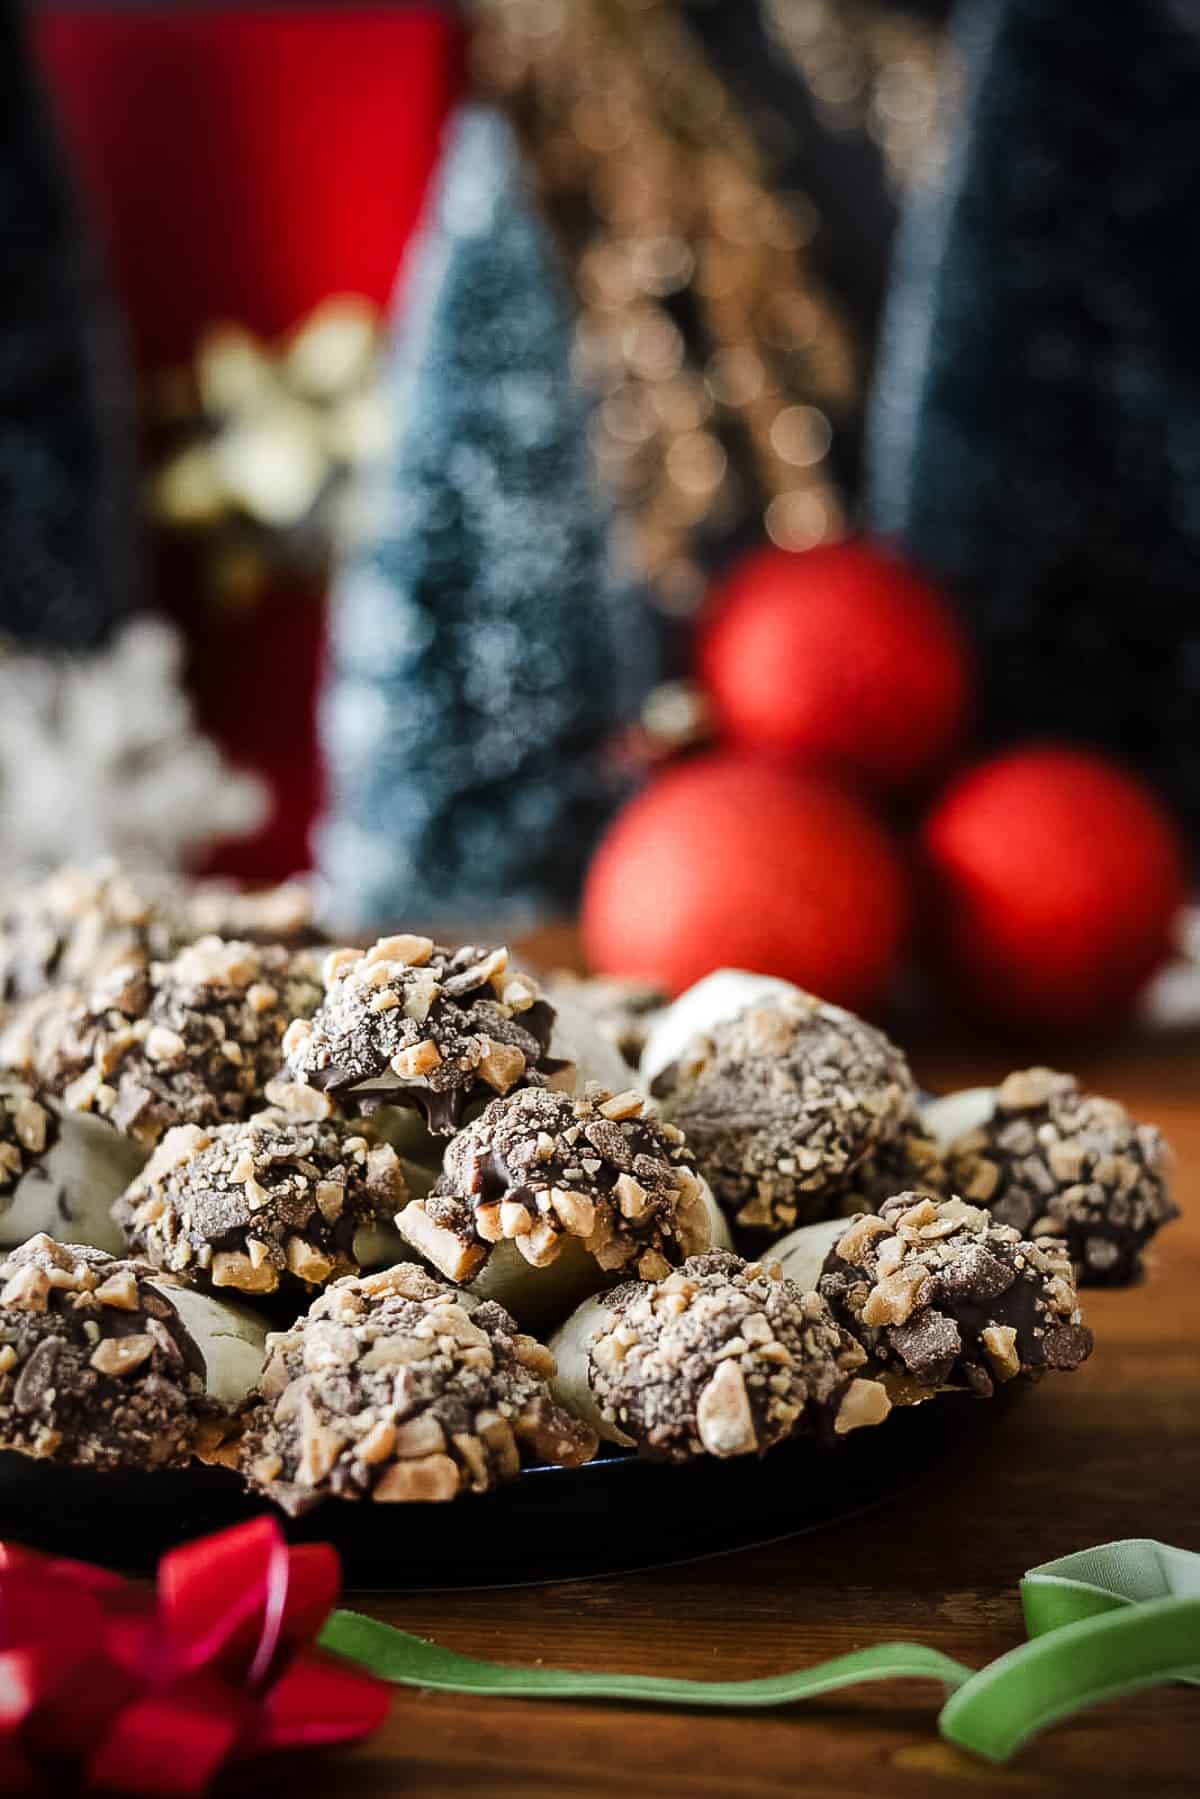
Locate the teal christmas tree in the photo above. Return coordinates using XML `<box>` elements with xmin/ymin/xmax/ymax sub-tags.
<box><xmin>317</xmin><ymin>105</ymin><xmax>652</xmax><ymax>928</ymax></box>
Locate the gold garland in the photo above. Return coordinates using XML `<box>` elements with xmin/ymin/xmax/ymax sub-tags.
<box><xmin>762</xmin><ymin>0</ymin><xmax>953</xmax><ymax>196</ymax></box>
<box><xmin>472</xmin><ymin>0</ymin><xmax>953</xmax><ymax>619</ymax></box>
<box><xmin>147</xmin><ymin>296</ymin><xmax>387</xmax><ymax>607</ymax></box>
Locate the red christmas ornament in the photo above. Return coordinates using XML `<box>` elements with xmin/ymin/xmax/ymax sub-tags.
<box><xmin>582</xmin><ymin>753</ymin><xmax>910</xmax><ymax>1010</ymax></box>
<box><xmin>0</xmin><ymin>1517</ymin><xmax>389</xmax><ymax>1795</ymax></box>
<box><xmin>698</xmin><ymin>539</ymin><xmax>972</xmax><ymax>791</ymax></box>
<box><xmin>921</xmin><ymin>746</ymin><xmax>1189</xmax><ymax>1034</ymax></box>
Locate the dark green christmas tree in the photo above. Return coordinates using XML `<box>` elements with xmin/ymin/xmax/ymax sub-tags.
<box><xmin>0</xmin><ymin>2</ymin><xmax>136</xmax><ymax>647</ymax></box>
<box><xmin>318</xmin><ymin>105</ymin><xmax>652</xmax><ymax>928</ymax></box>
<box><xmin>869</xmin><ymin>0</ymin><xmax>1200</xmax><ymax>840</ymax></box>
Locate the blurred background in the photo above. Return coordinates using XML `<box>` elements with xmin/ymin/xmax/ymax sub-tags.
<box><xmin>3</xmin><ymin>0</ymin><xmax>1198</xmax><ymax>1042</ymax></box>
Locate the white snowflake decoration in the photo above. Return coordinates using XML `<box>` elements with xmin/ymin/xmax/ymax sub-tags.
<box><xmin>0</xmin><ymin>616</ymin><xmax>266</xmax><ymax>871</ymax></box>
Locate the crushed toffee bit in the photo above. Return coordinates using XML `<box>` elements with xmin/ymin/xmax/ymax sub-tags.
<box><xmin>0</xmin><ymin>1082</ymin><xmax>57</xmax><ymax>1203</ymax></box>
<box><xmin>239</xmin><ymin>1262</ymin><xmax>596</xmax><ymax>1515</ymax></box>
<box><xmin>818</xmin><ymin>1190</ymin><xmax>1094</xmax><ymax>1396</ymax></box>
<box><xmin>586</xmin><ymin>1250</ymin><xmax>886</xmax><ymax>1461</ymax></box>
<box><xmin>115</xmin><ymin>1110</ymin><xmax>409</xmax><ymax>1295</ymax></box>
<box><xmin>944</xmin><ymin>1068</ymin><xmax>1176</xmax><ymax>1286</ymax></box>
<box><xmin>0</xmin><ymin>990</ymin><xmax>70</xmax><ymax>1087</ymax></box>
<box><xmin>650</xmin><ymin>991</ymin><xmax>915</xmax><ymax>1234</ymax></box>
<box><xmin>0</xmin><ymin>1233</ymin><xmax>207</xmax><ymax>1470</ymax></box>
<box><xmin>283</xmin><ymin>936</ymin><xmax>568</xmax><ymax>1134</ymax></box>
<box><xmin>43</xmin><ymin>937</ymin><xmax>324</xmax><ymax>1146</ymax></box>
<box><xmin>397</xmin><ymin>1084</ymin><xmax>713</xmax><ymax>1285</ymax></box>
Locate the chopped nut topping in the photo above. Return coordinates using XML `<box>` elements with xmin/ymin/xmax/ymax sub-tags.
<box><xmin>981</xmin><ymin>1324</ymin><xmax>1021</xmax><ymax>1381</ymax></box>
<box><xmin>598</xmin><ymin>1090</ymin><xmax>645</xmax><ymax>1122</ymax></box>
<box><xmin>860</xmin><ymin>1264</ymin><xmax>930</xmax><ymax>1327</ymax></box>
<box><xmin>213</xmin><ymin>1251</ymin><xmax>279</xmax><ymax>1294</ymax></box>
<box><xmin>696</xmin><ymin>1360</ymin><xmax>758</xmax><ymax>1456</ymax></box>
<box><xmin>373</xmin><ymin>1453</ymin><xmax>460</xmax><ymax>1503</ymax></box>
<box><xmin>390</xmin><ymin>1039</ymin><xmax>443</xmax><ymax>1080</ymax></box>
<box><xmin>833</xmin><ymin>1377</ymin><xmax>893</xmax><ymax>1435</ymax></box>
<box><xmin>366</xmin><ymin>935</ymin><xmax>434</xmax><ymax>970</ymax></box>
<box><xmin>476</xmin><ymin>1039</ymin><xmax>526</xmax><ymax>1094</ymax></box>
<box><xmin>1</xmin><ymin>1264</ymin><xmax>50</xmax><ymax>1311</ymax></box>
<box><xmin>145</xmin><ymin>1025</ymin><xmax>186</xmax><ymax>1065</ymax></box>
<box><xmin>94</xmin><ymin>1270</ymin><xmax>140</xmax><ymax>1311</ymax></box>
<box><xmin>89</xmin><ymin>1333</ymin><xmax>156</xmax><ymax>1378</ymax></box>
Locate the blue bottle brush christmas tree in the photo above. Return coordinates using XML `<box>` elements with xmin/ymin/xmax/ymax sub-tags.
<box><xmin>317</xmin><ymin>106</ymin><xmax>651</xmax><ymax>929</ymax></box>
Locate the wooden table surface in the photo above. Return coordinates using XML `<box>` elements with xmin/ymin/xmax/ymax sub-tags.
<box><xmin>229</xmin><ymin>1033</ymin><xmax>1200</xmax><ymax>1799</ymax></box>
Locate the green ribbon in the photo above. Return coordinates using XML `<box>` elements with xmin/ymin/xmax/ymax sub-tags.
<box><xmin>321</xmin><ymin>1537</ymin><xmax>1200</xmax><ymax>1763</ymax></box>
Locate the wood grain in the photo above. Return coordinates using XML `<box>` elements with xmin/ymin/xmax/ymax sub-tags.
<box><xmin>223</xmin><ymin>1035</ymin><xmax>1200</xmax><ymax>1799</ymax></box>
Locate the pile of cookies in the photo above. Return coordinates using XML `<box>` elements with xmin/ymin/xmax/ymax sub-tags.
<box><xmin>0</xmin><ymin>864</ymin><xmax>1177</xmax><ymax>1516</ymax></box>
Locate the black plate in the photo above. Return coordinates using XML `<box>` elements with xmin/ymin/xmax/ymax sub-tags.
<box><xmin>0</xmin><ymin>1393</ymin><xmax>994</xmax><ymax>1588</ymax></box>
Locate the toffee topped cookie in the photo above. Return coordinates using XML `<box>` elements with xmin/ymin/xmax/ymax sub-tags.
<box><xmin>44</xmin><ymin>937</ymin><xmax>324</xmax><ymax>1147</ymax></box>
<box><xmin>549</xmin><ymin>1250</ymin><xmax>890</xmax><ymax>1461</ymax></box>
<box><xmin>282</xmin><ymin>936</ymin><xmax>566</xmax><ymax>1134</ymax></box>
<box><xmin>818</xmin><ymin>1191</ymin><xmax>1094</xmax><ymax>1396</ymax></box>
<box><xmin>942</xmin><ymin>1068</ymin><xmax>1176</xmax><ymax>1285</ymax></box>
<box><xmin>239</xmin><ymin>1262</ymin><xmax>597</xmax><ymax>1515</ymax></box>
<box><xmin>0</xmin><ymin>1234</ymin><xmax>208</xmax><ymax>1470</ymax></box>
<box><xmin>0</xmin><ymin>861</ymin><xmax>180</xmax><ymax>1007</ymax></box>
<box><xmin>397</xmin><ymin>1084</ymin><xmax>716</xmax><ymax>1289</ymax></box>
<box><xmin>645</xmin><ymin>975</ymin><xmax>915</xmax><ymax>1234</ymax></box>
<box><xmin>115</xmin><ymin>1111</ymin><xmax>410</xmax><ymax>1296</ymax></box>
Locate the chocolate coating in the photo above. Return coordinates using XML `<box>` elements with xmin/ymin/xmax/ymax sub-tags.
<box><xmin>398</xmin><ymin>1084</ymin><xmax>712</xmax><ymax>1285</ymax></box>
<box><xmin>818</xmin><ymin>1191</ymin><xmax>1094</xmax><ymax>1396</ymax></box>
<box><xmin>115</xmin><ymin>1110</ymin><xmax>408</xmax><ymax>1295</ymax></box>
<box><xmin>651</xmin><ymin>992</ymin><xmax>915</xmax><ymax>1234</ymax></box>
<box><xmin>284</xmin><ymin>936</ymin><xmax>565</xmax><ymax>1134</ymax></box>
<box><xmin>239</xmin><ymin>1262</ymin><xmax>596</xmax><ymax>1515</ymax></box>
<box><xmin>833</xmin><ymin>1110</ymin><xmax>948</xmax><ymax>1216</ymax></box>
<box><xmin>0</xmin><ymin>1234</ymin><xmax>206</xmax><ymax>1470</ymax></box>
<box><xmin>945</xmin><ymin>1068</ymin><xmax>1176</xmax><ymax>1285</ymax></box>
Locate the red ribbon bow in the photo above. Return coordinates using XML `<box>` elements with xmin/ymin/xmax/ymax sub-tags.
<box><xmin>0</xmin><ymin>1518</ymin><xmax>390</xmax><ymax>1794</ymax></box>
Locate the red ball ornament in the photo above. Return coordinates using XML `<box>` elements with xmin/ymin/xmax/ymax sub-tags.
<box><xmin>698</xmin><ymin>538</ymin><xmax>972</xmax><ymax>791</ymax></box>
<box><xmin>582</xmin><ymin>753</ymin><xmax>910</xmax><ymax>1009</ymax></box>
<box><xmin>921</xmin><ymin>746</ymin><xmax>1189</xmax><ymax>1034</ymax></box>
